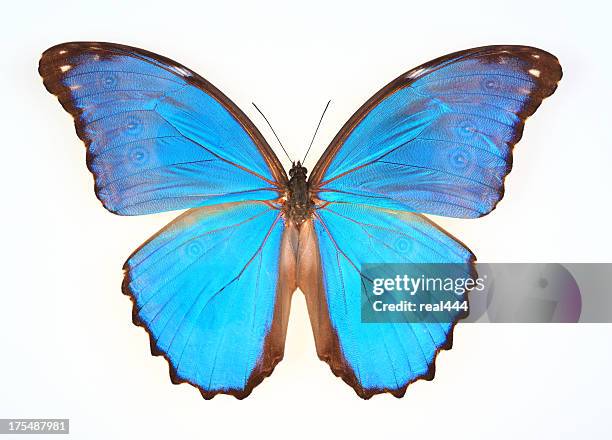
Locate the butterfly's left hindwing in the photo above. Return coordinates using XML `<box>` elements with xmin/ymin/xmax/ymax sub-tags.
<box><xmin>123</xmin><ymin>202</ymin><xmax>297</xmax><ymax>398</ymax></box>
<box><xmin>39</xmin><ymin>42</ymin><xmax>287</xmax><ymax>215</ymax></box>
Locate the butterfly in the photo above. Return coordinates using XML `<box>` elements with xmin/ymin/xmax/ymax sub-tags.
<box><xmin>39</xmin><ymin>42</ymin><xmax>561</xmax><ymax>399</ymax></box>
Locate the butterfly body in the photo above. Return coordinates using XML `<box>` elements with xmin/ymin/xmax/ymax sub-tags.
<box><xmin>284</xmin><ymin>161</ymin><xmax>313</xmax><ymax>226</ymax></box>
<box><xmin>39</xmin><ymin>42</ymin><xmax>561</xmax><ymax>399</ymax></box>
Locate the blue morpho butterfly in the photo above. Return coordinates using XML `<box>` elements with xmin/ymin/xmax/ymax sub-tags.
<box><xmin>39</xmin><ymin>43</ymin><xmax>561</xmax><ymax>399</ymax></box>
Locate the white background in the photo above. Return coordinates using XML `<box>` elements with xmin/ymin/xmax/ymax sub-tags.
<box><xmin>2</xmin><ymin>0</ymin><xmax>611</xmax><ymax>438</ymax></box>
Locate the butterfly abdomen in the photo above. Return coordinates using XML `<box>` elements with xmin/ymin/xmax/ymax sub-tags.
<box><xmin>284</xmin><ymin>161</ymin><xmax>313</xmax><ymax>226</ymax></box>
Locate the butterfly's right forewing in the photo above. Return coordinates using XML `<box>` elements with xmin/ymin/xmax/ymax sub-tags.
<box><xmin>309</xmin><ymin>46</ymin><xmax>561</xmax><ymax>218</ymax></box>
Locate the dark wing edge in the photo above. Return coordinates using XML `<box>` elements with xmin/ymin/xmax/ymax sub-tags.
<box><xmin>121</xmin><ymin>210</ymin><xmax>299</xmax><ymax>399</ymax></box>
<box><xmin>38</xmin><ymin>41</ymin><xmax>288</xmax><ymax>187</ymax></box>
<box><xmin>309</xmin><ymin>45</ymin><xmax>562</xmax><ymax>210</ymax></box>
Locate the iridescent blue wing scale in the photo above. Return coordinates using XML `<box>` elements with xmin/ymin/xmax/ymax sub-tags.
<box><xmin>303</xmin><ymin>46</ymin><xmax>561</xmax><ymax>397</ymax></box>
<box><xmin>124</xmin><ymin>201</ymin><xmax>297</xmax><ymax>398</ymax></box>
<box><xmin>309</xmin><ymin>46</ymin><xmax>562</xmax><ymax>218</ymax></box>
<box><xmin>39</xmin><ymin>42</ymin><xmax>287</xmax><ymax>215</ymax></box>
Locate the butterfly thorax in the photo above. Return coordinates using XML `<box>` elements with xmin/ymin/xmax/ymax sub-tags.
<box><xmin>284</xmin><ymin>161</ymin><xmax>313</xmax><ymax>226</ymax></box>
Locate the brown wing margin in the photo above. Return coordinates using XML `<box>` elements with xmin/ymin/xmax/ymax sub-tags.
<box><xmin>39</xmin><ymin>41</ymin><xmax>288</xmax><ymax>186</ymax></box>
<box><xmin>230</xmin><ymin>222</ymin><xmax>299</xmax><ymax>399</ymax></box>
<box><xmin>308</xmin><ymin>45</ymin><xmax>562</xmax><ymax>187</ymax></box>
<box><xmin>297</xmin><ymin>221</ymin><xmax>365</xmax><ymax>394</ymax></box>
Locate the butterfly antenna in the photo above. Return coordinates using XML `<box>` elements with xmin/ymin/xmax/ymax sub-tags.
<box><xmin>302</xmin><ymin>100</ymin><xmax>331</xmax><ymax>164</ymax></box>
<box><xmin>252</xmin><ymin>102</ymin><xmax>292</xmax><ymax>163</ymax></box>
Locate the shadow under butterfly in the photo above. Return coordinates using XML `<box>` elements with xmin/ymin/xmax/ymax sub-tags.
<box><xmin>39</xmin><ymin>42</ymin><xmax>561</xmax><ymax>399</ymax></box>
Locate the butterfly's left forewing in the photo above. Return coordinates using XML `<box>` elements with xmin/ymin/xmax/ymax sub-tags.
<box><xmin>39</xmin><ymin>42</ymin><xmax>287</xmax><ymax>215</ymax></box>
